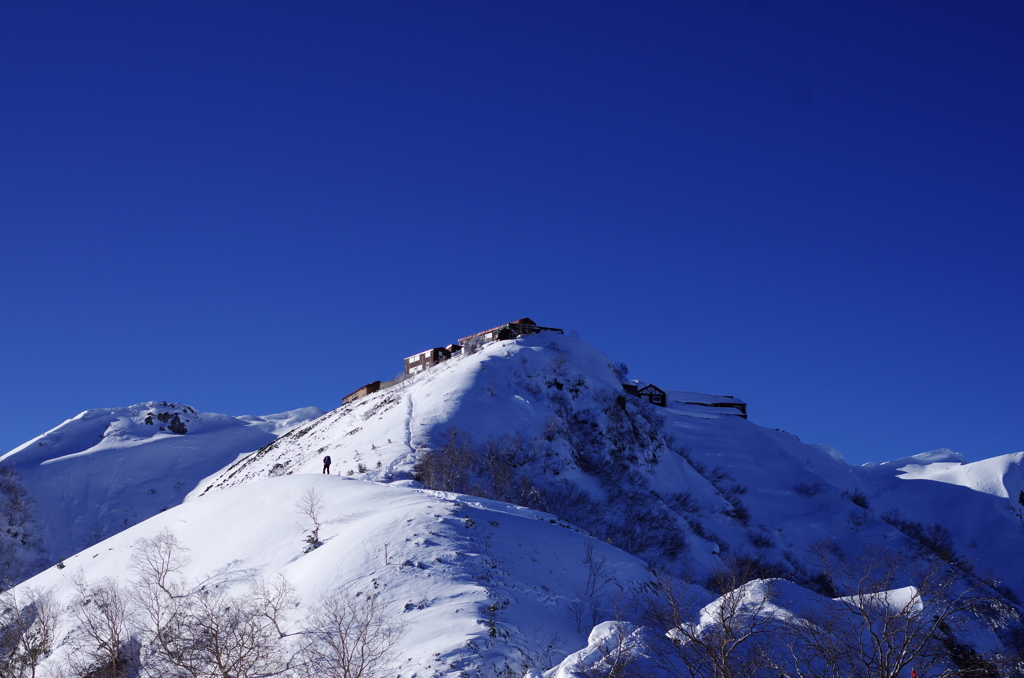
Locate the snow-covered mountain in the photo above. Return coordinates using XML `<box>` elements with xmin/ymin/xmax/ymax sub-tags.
<box><xmin>5</xmin><ymin>332</ymin><xmax>1024</xmax><ymax>677</ymax></box>
<box><xmin>194</xmin><ymin>333</ymin><xmax>1024</xmax><ymax>591</ymax></box>
<box><xmin>0</xmin><ymin>401</ymin><xmax>323</xmax><ymax>564</ymax></box>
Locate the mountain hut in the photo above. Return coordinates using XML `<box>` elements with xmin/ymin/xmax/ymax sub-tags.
<box><xmin>404</xmin><ymin>347</ymin><xmax>452</xmax><ymax>376</ymax></box>
<box><xmin>342</xmin><ymin>380</ymin><xmax>381</xmax><ymax>405</ymax></box>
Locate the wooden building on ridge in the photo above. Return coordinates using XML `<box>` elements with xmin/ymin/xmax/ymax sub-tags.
<box><xmin>342</xmin><ymin>380</ymin><xmax>381</xmax><ymax>405</ymax></box>
<box><xmin>636</xmin><ymin>384</ymin><xmax>667</xmax><ymax>407</ymax></box>
<box><xmin>458</xmin><ymin>317</ymin><xmax>564</xmax><ymax>347</ymax></box>
<box><xmin>404</xmin><ymin>347</ymin><xmax>452</xmax><ymax>376</ymax></box>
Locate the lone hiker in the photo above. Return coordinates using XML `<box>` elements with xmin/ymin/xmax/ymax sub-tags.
<box><xmin>322</xmin><ymin>455</ymin><xmax>331</xmax><ymax>474</ymax></box>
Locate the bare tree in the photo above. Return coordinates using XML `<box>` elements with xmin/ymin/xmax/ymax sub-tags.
<box><xmin>298</xmin><ymin>589</ymin><xmax>403</xmax><ymax>678</ymax></box>
<box><xmin>185</xmin><ymin>586</ymin><xmax>289</xmax><ymax>678</ymax></box>
<box><xmin>128</xmin><ymin>531</ymin><xmax>297</xmax><ymax>678</ymax></box>
<box><xmin>68</xmin><ymin>574</ymin><xmax>137</xmax><ymax>678</ymax></box>
<box><xmin>295</xmin><ymin>488</ymin><xmax>325</xmax><ymax>552</ymax></box>
<box><xmin>0</xmin><ymin>586</ymin><xmax>61</xmax><ymax>678</ymax></box>
<box><xmin>138</xmin><ymin>583</ymin><xmax>288</xmax><ymax>678</ymax></box>
<box><xmin>568</xmin><ymin>542</ymin><xmax>617</xmax><ymax>634</ymax></box>
<box><xmin>129</xmin><ymin>530</ymin><xmax>190</xmax><ymax>597</ymax></box>
<box><xmin>251</xmin><ymin>575</ymin><xmax>300</xmax><ymax>640</ymax></box>
<box><xmin>129</xmin><ymin>532</ymin><xmax>196</xmax><ymax>678</ymax></box>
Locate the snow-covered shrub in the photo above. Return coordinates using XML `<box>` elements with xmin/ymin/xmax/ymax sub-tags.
<box><xmin>542</xmin><ymin>484</ymin><xmax>604</xmax><ymax>529</ymax></box>
<box><xmin>479</xmin><ymin>435</ymin><xmax>542</xmax><ymax>506</ymax></box>
<box><xmin>666</xmin><ymin>492</ymin><xmax>700</xmax><ymax>514</ymax></box>
<box><xmin>686</xmin><ymin>518</ymin><xmax>728</xmax><ymax>554</ymax></box>
<box><xmin>413</xmin><ymin>429</ymin><xmax>546</xmax><ymax>508</ymax></box>
<box><xmin>792</xmin><ymin>481</ymin><xmax>821</xmax><ymax>496</ymax></box>
<box><xmin>599</xmin><ymin>487</ymin><xmax>689</xmax><ymax>564</ymax></box>
<box><xmin>704</xmin><ymin>554</ymin><xmax>790</xmax><ymax>594</ymax></box>
<box><xmin>747</xmin><ymin>530</ymin><xmax>775</xmax><ymax>550</ymax></box>
<box><xmin>611</xmin><ymin>361</ymin><xmax>629</xmax><ymax>382</ymax></box>
<box><xmin>412</xmin><ymin>428</ymin><xmax>476</xmax><ymax>494</ymax></box>
<box><xmin>880</xmin><ymin>509</ymin><xmax>971</xmax><ymax>572</ymax></box>
<box><xmin>840</xmin><ymin>487</ymin><xmax>870</xmax><ymax>509</ymax></box>
<box><xmin>846</xmin><ymin>508</ymin><xmax>871</xmax><ymax>529</ymax></box>
<box><xmin>723</xmin><ymin>501</ymin><xmax>751</xmax><ymax>526</ymax></box>
<box><xmin>797</xmin><ymin>541</ymin><xmax>1004</xmax><ymax>678</ymax></box>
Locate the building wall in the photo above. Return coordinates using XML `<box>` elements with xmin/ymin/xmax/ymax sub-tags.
<box><xmin>404</xmin><ymin>347</ymin><xmax>451</xmax><ymax>375</ymax></box>
<box><xmin>638</xmin><ymin>385</ymin><xmax>667</xmax><ymax>407</ymax></box>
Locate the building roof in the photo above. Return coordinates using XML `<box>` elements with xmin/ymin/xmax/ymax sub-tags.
<box><xmin>665</xmin><ymin>389</ymin><xmax>747</xmax><ymax>406</ymax></box>
<box><xmin>460</xmin><ymin>319</ymin><xmax>544</xmax><ymax>346</ymax></box>
<box><xmin>342</xmin><ymin>381</ymin><xmax>381</xmax><ymax>401</ymax></box>
<box><xmin>625</xmin><ymin>382</ymin><xmax>746</xmax><ymax>407</ymax></box>
<box><xmin>459</xmin><ymin>317</ymin><xmax>538</xmax><ymax>342</ymax></box>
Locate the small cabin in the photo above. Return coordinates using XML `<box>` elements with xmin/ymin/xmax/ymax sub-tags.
<box><xmin>636</xmin><ymin>384</ymin><xmax>667</xmax><ymax>407</ymax></box>
<box><xmin>404</xmin><ymin>347</ymin><xmax>452</xmax><ymax>376</ymax></box>
<box><xmin>342</xmin><ymin>380</ymin><xmax>381</xmax><ymax>405</ymax></box>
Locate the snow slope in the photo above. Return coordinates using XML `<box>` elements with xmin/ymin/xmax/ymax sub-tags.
<box><xmin>1</xmin><ymin>401</ymin><xmax>323</xmax><ymax>564</ymax></box>
<box><xmin>19</xmin><ymin>474</ymin><xmax>653</xmax><ymax>677</ymax></box>
<box><xmin>192</xmin><ymin>334</ymin><xmax>1024</xmax><ymax>594</ymax></box>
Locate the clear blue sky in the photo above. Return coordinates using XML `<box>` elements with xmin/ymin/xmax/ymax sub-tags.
<box><xmin>2</xmin><ymin>2</ymin><xmax>1021</xmax><ymax>466</ymax></box>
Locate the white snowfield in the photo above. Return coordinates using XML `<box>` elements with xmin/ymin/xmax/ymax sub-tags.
<box><xmin>19</xmin><ymin>474</ymin><xmax>652</xmax><ymax>677</ymax></box>
<box><xmin>896</xmin><ymin>449</ymin><xmax>1024</xmax><ymax>500</ymax></box>
<box><xmin>6</xmin><ymin>333</ymin><xmax>1024</xmax><ymax>676</ymax></box>
<box><xmin>1</xmin><ymin>401</ymin><xmax>323</xmax><ymax>561</ymax></box>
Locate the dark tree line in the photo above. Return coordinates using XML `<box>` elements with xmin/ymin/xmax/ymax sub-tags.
<box><xmin>1</xmin><ymin>465</ymin><xmax>45</xmax><ymax>591</ymax></box>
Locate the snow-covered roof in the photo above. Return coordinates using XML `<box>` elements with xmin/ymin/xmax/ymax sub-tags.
<box><xmin>625</xmin><ymin>382</ymin><xmax>746</xmax><ymax>406</ymax></box>
<box><xmin>665</xmin><ymin>388</ymin><xmax>746</xmax><ymax>406</ymax></box>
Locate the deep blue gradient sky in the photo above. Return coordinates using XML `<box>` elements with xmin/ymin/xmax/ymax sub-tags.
<box><xmin>2</xmin><ymin>2</ymin><xmax>1021</xmax><ymax>465</ymax></box>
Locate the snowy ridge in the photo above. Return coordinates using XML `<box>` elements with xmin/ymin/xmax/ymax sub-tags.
<box><xmin>189</xmin><ymin>335</ymin><xmax>1024</xmax><ymax>591</ymax></box>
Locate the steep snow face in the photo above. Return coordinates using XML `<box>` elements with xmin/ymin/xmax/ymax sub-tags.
<box><xmin>0</xmin><ymin>402</ymin><xmax>323</xmax><ymax>565</ymax></box>
<box><xmin>16</xmin><ymin>474</ymin><xmax>653</xmax><ymax>678</ymax></box>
